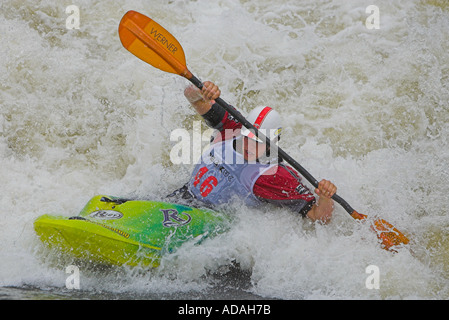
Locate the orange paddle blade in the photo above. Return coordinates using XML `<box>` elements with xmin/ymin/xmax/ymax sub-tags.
<box><xmin>351</xmin><ymin>211</ymin><xmax>409</xmax><ymax>251</ymax></box>
<box><xmin>118</xmin><ymin>11</ymin><xmax>191</xmax><ymax>78</ymax></box>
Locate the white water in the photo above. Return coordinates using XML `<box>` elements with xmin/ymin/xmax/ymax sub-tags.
<box><xmin>1</xmin><ymin>0</ymin><xmax>448</xmax><ymax>299</ymax></box>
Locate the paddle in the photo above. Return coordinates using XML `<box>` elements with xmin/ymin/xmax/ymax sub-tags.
<box><xmin>118</xmin><ymin>10</ymin><xmax>409</xmax><ymax>251</ymax></box>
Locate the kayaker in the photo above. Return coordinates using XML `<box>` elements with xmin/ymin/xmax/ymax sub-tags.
<box><xmin>169</xmin><ymin>81</ymin><xmax>337</xmax><ymax>224</ymax></box>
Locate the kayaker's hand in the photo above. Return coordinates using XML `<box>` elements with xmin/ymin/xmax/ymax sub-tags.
<box><xmin>184</xmin><ymin>81</ymin><xmax>220</xmax><ymax>116</ymax></box>
<box><xmin>201</xmin><ymin>81</ymin><xmax>221</xmax><ymax>101</ymax></box>
<box><xmin>315</xmin><ymin>179</ymin><xmax>337</xmax><ymax>199</ymax></box>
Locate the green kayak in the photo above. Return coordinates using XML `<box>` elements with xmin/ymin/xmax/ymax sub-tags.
<box><xmin>34</xmin><ymin>195</ymin><xmax>230</xmax><ymax>268</ymax></box>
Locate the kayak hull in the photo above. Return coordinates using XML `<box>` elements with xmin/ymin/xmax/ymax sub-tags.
<box><xmin>34</xmin><ymin>195</ymin><xmax>230</xmax><ymax>267</ymax></box>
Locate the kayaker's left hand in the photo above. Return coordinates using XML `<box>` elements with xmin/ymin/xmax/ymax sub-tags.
<box><xmin>315</xmin><ymin>179</ymin><xmax>337</xmax><ymax>199</ymax></box>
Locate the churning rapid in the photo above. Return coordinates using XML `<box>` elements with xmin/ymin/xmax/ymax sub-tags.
<box><xmin>1</xmin><ymin>0</ymin><xmax>448</xmax><ymax>299</ymax></box>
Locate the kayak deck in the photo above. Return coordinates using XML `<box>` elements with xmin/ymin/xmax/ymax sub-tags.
<box><xmin>34</xmin><ymin>195</ymin><xmax>230</xmax><ymax>267</ymax></box>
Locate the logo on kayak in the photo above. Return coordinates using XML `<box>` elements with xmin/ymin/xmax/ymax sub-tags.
<box><xmin>89</xmin><ymin>210</ymin><xmax>123</xmax><ymax>220</ymax></box>
<box><xmin>160</xmin><ymin>209</ymin><xmax>192</xmax><ymax>227</ymax></box>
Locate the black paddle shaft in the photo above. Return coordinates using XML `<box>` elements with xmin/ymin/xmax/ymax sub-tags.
<box><xmin>188</xmin><ymin>75</ymin><xmax>356</xmax><ymax>215</ymax></box>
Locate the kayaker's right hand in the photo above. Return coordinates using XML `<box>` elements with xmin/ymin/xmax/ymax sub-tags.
<box><xmin>201</xmin><ymin>81</ymin><xmax>221</xmax><ymax>101</ymax></box>
<box><xmin>184</xmin><ymin>81</ymin><xmax>221</xmax><ymax>116</ymax></box>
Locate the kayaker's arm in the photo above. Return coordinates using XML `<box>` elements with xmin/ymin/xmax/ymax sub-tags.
<box><xmin>184</xmin><ymin>81</ymin><xmax>221</xmax><ymax>115</ymax></box>
<box><xmin>185</xmin><ymin>81</ymin><xmax>240</xmax><ymax>143</ymax></box>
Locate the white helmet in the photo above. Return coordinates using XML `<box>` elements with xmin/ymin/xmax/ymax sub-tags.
<box><xmin>240</xmin><ymin>106</ymin><xmax>282</xmax><ymax>143</ymax></box>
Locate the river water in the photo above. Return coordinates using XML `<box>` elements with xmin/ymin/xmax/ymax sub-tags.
<box><xmin>1</xmin><ymin>0</ymin><xmax>448</xmax><ymax>300</ymax></box>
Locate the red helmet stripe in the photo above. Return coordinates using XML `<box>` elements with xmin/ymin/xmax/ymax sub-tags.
<box><xmin>253</xmin><ymin>107</ymin><xmax>272</xmax><ymax>129</ymax></box>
